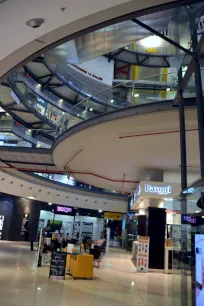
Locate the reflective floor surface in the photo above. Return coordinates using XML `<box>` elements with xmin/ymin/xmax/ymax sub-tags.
<box><xmin>0</xmin><ymin>241</ymin><xmax>174</xmax><ymax>306</ymax></box>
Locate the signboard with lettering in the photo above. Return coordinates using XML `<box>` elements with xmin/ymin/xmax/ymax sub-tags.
<box><xmin>182</xmin><ymin>215</ymin><xmax>197</xmax><ymax>225</ymax></box>
<box><xmin>104</xmin><ymin>212</ymin><xmax>121</xmax><ymax>220</ymax></box>
<box><xmin>54</xmin><ymin>205</ymin><xmax>73</xmax><ymax>215</ymax></box>
<box><xmin>144</xmin><ymin>184</ymin><xmax>171</xmax><ymax>195</ymax></box>
<box><xmin>49</xmin><ymin>251</ymin><xmax>67</xmax><ymax>280</ymax></box>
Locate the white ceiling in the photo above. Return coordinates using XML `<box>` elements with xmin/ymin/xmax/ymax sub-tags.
<box><xmin>52</xmin><ymin>108</ymin><xmax>200</xmax><ymax>192</ymax></box>
<box><xmin>0</xmin><ymin>0</ymin><xmax>175</xmax><ymax>79</ymax></box>
<box><xmin>0</xmin><ymin>169</ymin><xmax>127</xmax><ymax>212</ymax></box>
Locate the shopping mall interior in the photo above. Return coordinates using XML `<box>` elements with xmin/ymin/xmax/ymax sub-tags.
<box><xmin>1</xmin><ymin>0</ymin><xmax>204</xmax><ymax>305</ymax></box>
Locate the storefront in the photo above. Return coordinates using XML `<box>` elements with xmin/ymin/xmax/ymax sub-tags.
<box><xmin>129</xmin><ymin>181</ymin><xmax>181</xmax><ymax>270</ymax></box>
<box><xmin>0</xmin><ymin>192</ymin><xmax>121</xmax><ymax>244</ymax></box>
<box><xmin>171</xmin><ymin>179</ymin><xmax>204</xmax><ymax>306</ymax></box>
<box><xmin>38</xmin><ymin>204</ymin><xmax>104</xmax><ymax>242</ymax></box>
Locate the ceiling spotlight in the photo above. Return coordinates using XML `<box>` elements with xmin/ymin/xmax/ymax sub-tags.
<box><xmin>28</xmin><ymin>129</ymin><xmax>32</xmax><ymax>132</ymax></box>
<box><xmin>90</xmin><ymin>108</ymin><xmax>93</xmax><ymax>111</ymax></box>
<box><xmin>111</xmin><ymin>99</ymin><xmax>114</xmax><ymax>103</ymax></box>
<box><xmin>26</xmin><ymin>18</ymin><xmax>45</xmax><ymax>29</ymax></box>
<box><xmin>59</xmin><ymin>99</ymin><xmax>63</xmax><ymax>103</ymax></box>
<box><xmin>98</xmin><ymin>210</ymin><xmax>102</xmax><ymax>213</ymax></box>
<box><xmin>48</xmin><ymin>202</ymin><xmax>52</xmax><ymax>205</ymax></box>
<box><xmin>166</xmin><ymin>88</ymin><xmax>171</xmax><ymax>91</ymax></box>
<box><xmin>134</xmin><ymin>94</ymin><xmax>139</xmax><ymax>97</ymax></box>
<box><xmin>36</xmin><ymin>84</ymin><xmax>41</xmax><ymax>88</ymax></box>
<box><xmin>202</xmin><ymin>216</ymin><xmax>204</xmax><ymax>218</ymax></box>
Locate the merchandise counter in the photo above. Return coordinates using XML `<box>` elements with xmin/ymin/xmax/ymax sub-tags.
<box><xmin>70</xmin><ymin>254</ymin><xmax>94</xmax><ymax>279</ymax></box>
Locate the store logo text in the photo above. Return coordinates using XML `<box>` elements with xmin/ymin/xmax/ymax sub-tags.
<box><xmin>145</xmin><ymin>184</ymin><xmax>172</xmax><ymax>195</ymax></box>
<box><xmin>56</xmin><ymin>206</ymin><xmax>72</xmax><ymax>213</ymax></box>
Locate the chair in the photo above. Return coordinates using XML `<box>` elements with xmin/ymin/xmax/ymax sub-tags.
<box><xmin>90</xmin><ymin>248</ymin><xmax>102</xmax><ymax>269</ymax></box>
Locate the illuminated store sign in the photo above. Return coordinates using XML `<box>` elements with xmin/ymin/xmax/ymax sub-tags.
<box><xmin>56</xmin><ymin>206</ymin><xmax>72</xmax><ymax>213</ymax></box>
<box><xmin>144</xmin><ymin>184</ymin><xmax>171</xmax><ymax>195</ymax></box>
<box><xmin>0</xmin><ymin>215</ymin><xmax>4</xmax><ymax>240</ymax></box>
<box><xmin>183</xmin><ymin>216</ymin><xmax>197</xmax><ymax>224</ymax></box>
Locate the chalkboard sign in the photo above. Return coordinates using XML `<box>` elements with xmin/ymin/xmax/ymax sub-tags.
<box><xmin>49</xmin><ymin>251</ymin><xmax>66</xmax><ymax>279</ymax></box>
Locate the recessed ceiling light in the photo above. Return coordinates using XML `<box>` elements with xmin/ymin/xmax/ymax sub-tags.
<box><xmin>111</xmin><ymin>99</ymin><xmax>114</xmax><ymax>103</ymax></box>
<box><xmin>90</xmin><ymin>108</ymin><xmax>93</xmax><ymax>111</ymax></box>
<box><xmin>48</xmin><ymin>202</ymin><xmax>52</xmax><ymax>205</ymax></box>
<box><xmin>26</xmin><ymin>18</ymin><xmax>45</xmax><ymax>29</ymax></box>
<box><xmin>134</xmin><ymin>94</ymin><xmax>139</xmax><ymax>97</ymax></box>
<box><xmin>202</xmin><ymin>216</ymin><xmax>204</xmax><ymax>218</ymax></box>
<box><xmin>37</xmin><ymin>287</ymin><xmax>41</xmax><ymax>290</ymax></box>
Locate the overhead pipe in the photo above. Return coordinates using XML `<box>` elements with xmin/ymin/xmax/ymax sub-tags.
<box><xmin>119</xmin><ymin>128</ymin><xmax>198</xmax><ymax>139</ymax></box>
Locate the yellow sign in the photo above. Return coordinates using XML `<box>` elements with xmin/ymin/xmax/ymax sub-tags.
<box><xmin>146</xmin><ymin>48</ymin><xmax>158</xmax><ymax>54</ymax></box>
<box><xmin>104</xmin><ymin>212</ymin><xmax>121</xmax><ymax>220</ymax></box>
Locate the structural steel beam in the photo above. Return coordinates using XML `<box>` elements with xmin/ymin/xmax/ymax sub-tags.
<box><xmin>132</xmin><ymin>19</ymin><xmax>193</xmax><ymax>56</ymax></box>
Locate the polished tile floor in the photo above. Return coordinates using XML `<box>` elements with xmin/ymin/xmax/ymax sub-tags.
<box><xmin>0</xmin><ymin>241</ymin><xmax>175</xmax><ymax>306</ymax></box>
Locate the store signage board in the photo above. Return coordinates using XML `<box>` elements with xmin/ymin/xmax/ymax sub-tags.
<box><xmin>104</xmin><ymin>212</ymin><xmax>121</xmax><ymax>220</ymax></box>
<box><xmin>49</xmin><ymin>251</ymin><xmax>67</xmax><ymax>280</ymax></box>
<box><xmin>0</xmin><ymin>215</ymin><xmax>4</xmax><ymax>240</ymax></box>
<box><xmin>144</xmin><ymin>184</ymin><xmax>171</xmax><ymax>195</ymax></box>
<box><xmin>54</xmin><ymin>205</ymin><xmax>72</xmax><ymax>214</ymax></box>
<box><xmin>182</xmin><ymin>215</ymin><xmax>197</xmax><ymax>224</ymax></box>
<box><xmin>131</xmin><ymin>181</ymin><xmax>180</xmax><ymax>210</ymax></box>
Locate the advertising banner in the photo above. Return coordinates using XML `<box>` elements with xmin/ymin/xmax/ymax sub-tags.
<box><xmin>136</xmin><ymin>236</ymin><xmax>150</xmax><ymax>272</ymax></box>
